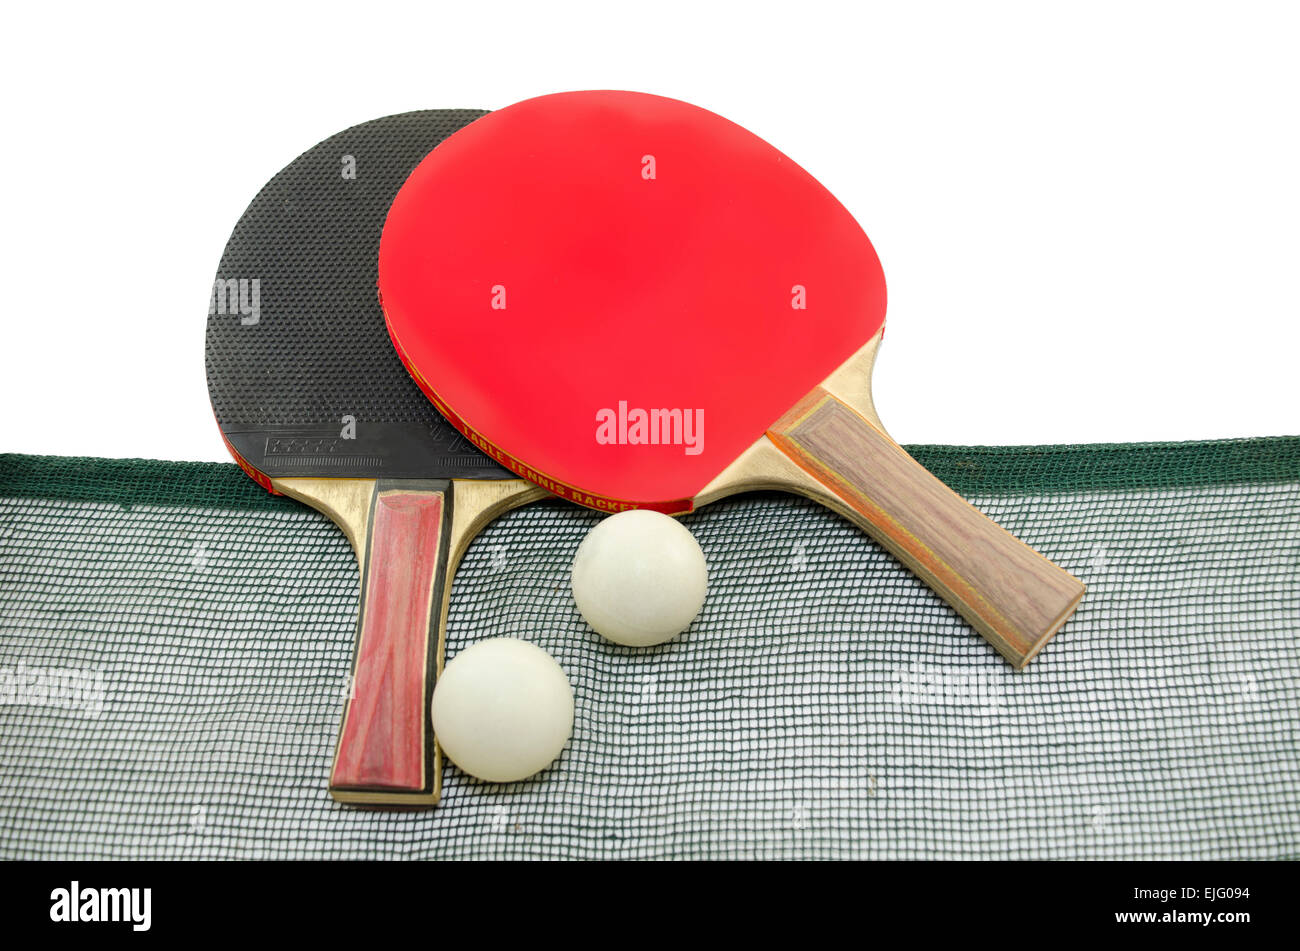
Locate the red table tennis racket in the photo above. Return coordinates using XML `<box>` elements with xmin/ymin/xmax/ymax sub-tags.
<box><xmin>206</xmin><ymin>110</ymin><xmax>547</xmax><ymax>805</ymax></box>
<box><xmin>378</xmin><ymin>90</ymin><xmax>1084</xmax><ymax>668</ymax></box>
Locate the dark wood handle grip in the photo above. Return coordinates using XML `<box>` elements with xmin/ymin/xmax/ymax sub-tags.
<box><xmin>769</xmin><ymin>390</ymin><xmax>1084</xmax><ymax>667</ymax></box>
<box><xmin>330</xmin><ymin>485</ymin><xmax>449</xmax><ymax>795</ymax></box>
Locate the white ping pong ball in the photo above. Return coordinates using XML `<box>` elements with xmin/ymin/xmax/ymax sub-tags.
<box><xmin>570</xmin><ymin>509</ymin><xmax>708</xmax><ymax>647</ymax></box>
<box><xmin>431</xmin><ymin>638</ymin><xmax>574</xmax><ymax>784</ymax></box>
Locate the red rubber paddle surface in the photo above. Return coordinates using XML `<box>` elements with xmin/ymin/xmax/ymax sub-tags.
<box><xmin>379</xmin><ymin>90</ymin><xmax>887</xmax><ymax>512</ymax></box>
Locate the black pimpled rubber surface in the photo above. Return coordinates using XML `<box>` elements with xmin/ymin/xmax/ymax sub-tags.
<box><xmin>205</xmin><ymin>110</ymin><xmax>511</xmax><ymax>481</ymax></box>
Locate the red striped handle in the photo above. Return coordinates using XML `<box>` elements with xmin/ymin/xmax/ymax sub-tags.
<box><xmin>330</xmin><ymin>484</ymin><xmax>448</xmax><ymax>795</ymax></box>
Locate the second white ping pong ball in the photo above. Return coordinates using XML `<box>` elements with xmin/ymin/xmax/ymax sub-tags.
<box><xmin>571</xmin><ymin>509</ymin><xmax>708</xmax><ymax>646</ymax></box>
<box><xmin>431</xmin><ymin>638</ymin><xmax>574</xmax><ymax>783</ymax></box>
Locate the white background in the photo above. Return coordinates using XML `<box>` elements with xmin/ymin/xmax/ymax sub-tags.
<box><xmin>1</xmin><ymin>1</ymin><xmax>1296</xmax><ymax>462</ymax></box>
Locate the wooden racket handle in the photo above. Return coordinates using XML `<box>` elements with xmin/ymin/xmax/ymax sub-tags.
<box><xmin>330</xmin><ymin>483</ymin><xmax>449</xmax><ymax>796</ymax></box>
<box><xmin>768</xmin><ymin>390</ymin><xmax>1084</xmax><ymax>667</ymax></box>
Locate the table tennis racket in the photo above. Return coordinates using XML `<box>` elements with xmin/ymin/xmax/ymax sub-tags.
<box><xmin>205</xmin><ymin>110</ymin><xmax>547</xmax><ymax>805</ymax></box>
<box><xmin>379</xmin><ymin>90</ymin><xmax>1085</xmax><ymax>668</ymax></box>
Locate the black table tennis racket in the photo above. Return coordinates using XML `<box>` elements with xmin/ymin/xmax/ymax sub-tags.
<box><xmin>205</xmin><ymin>110</ymin><xmax>547</xmax><ymax>805</ymax></box>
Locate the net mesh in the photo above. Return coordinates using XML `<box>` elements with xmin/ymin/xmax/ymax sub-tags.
<box><xmin>1</xmin><ymin>439</ymin><xmax>1297</xmax><ymax>860</ymax></box>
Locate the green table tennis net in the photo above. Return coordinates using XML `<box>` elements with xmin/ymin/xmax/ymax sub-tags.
<box><xmin>1</xmin><ymin>439</ymin><xmax>1297</xmax><ymax>860</ymax></box>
